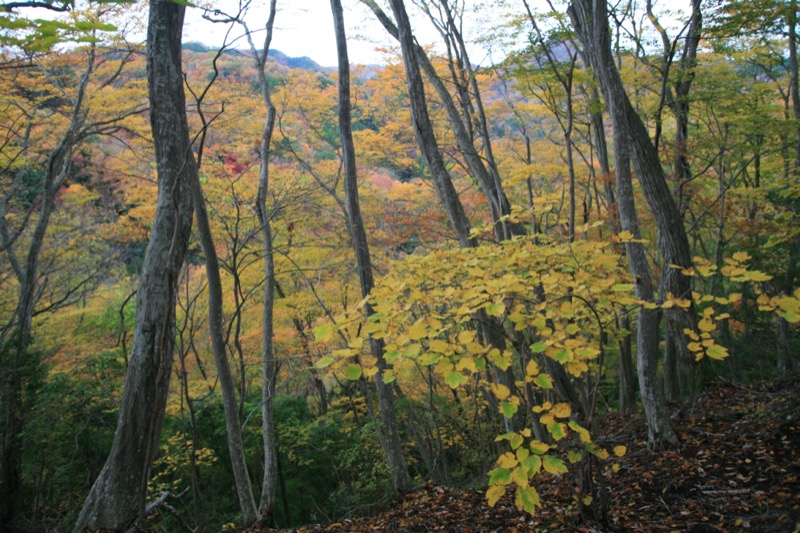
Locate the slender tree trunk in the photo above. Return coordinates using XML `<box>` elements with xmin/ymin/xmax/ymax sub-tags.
<box><xmin>386</xmin><ymin>0</ymin><xmax>473</xmax><ymax>248</ymax></box>
<box><xmin>188</xmin><ymin>131</ymin><xmax>260</xmax><ymax>527</ymax></box>
<box><xmin>361</xmin><ymin>0</ymin><xmax>523</xmax><ymax>240</ymax></box>
<box><xmin>331</xmin><ymin>0</ymin><xmax>412</xmax><ymax>492</ymax></box>
<box><xmin>73</xmin><ymin>2</ymin><xmax>195</xmax><ymax>528</ymax></box>
<box><xmin>569</xmin><ymin>0</ymin><xmax>696</xmax><ymax>344</ymax></box>
<box><xmin>611</xmin><ymin>111</ymin><xmax>677</xmax><ymax>446</ymax></box>
<box><xmin>569</xmin><ymin>0</ymin><xmax>694</xmax><ymax>448</ymax></box>
<box><xmin>0</xmin><ymin>45</ymin><xmax>98</xmax><ymax>529</ymax></box>
<box><xmin>240</xmin><ymin>0</ymin><xmax>280</xmax><ymax>518</ymax></box>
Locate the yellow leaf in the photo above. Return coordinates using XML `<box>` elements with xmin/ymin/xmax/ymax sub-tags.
<box><xmin>698</xmin><ymin>318</ymin><xmax>716</xmax><ymax>333</ymax></box>
<box><xmin>706</xmin><ymin>344</ymin><xmax>729</xmax><ymax>360</ymax></box>
<box><xmin>429</xmin><ymin>339</ymin><xmax>449</xmax><ymax>353</ymax></box>
<box><xmin>348</xmin><ymin>337</ymin><xmax>364</xmax><ymax>350</ymax></box>
<box><xmin>732</xmin><ymin>251</ymin><xmax>751</xmax><ymax>263</ymax></box>
<box><xmin>456</xmin><ymin>356</ymin><xmax>478</xmax><ymax>373</ymax></box>
<box><xmin>408</xmin><ymin>321</ymin><xmax>428</xmax><ymax>340</ymax></box>
<box><xmin>525</xmin><ymin>359</ymin><xmax>540</xmax><ymax>377</ymax></box>
<box><xmin>613</xmin><ymin>445</ymin><xmax>627</xmax><ymax>457</ymax></box>
<box><xmin>551</xmin><ymin>403</ymin><xmax>571</xmax><ymax>418</ymax></box>
<box><xmin>486</xmin><ymin>485</ymin><xmax>505</xmax><ymax>507</ymax></box>
<box><xmin>458</xmin><ymin>330</ymin><xmax>477</xmax><ymax>344</ymax></box>
<box><xmin>498</xmin><ymin>452</ymin><xmax>518</xmax><ymax>469</ymax></box>
<box><xmin>492</xmin><ymin>383</ymin><xmax>511</xmax><ymax>400</ymax></box>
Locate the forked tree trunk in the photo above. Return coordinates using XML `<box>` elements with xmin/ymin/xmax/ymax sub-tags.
<box><xmin>385</xmin><ymin>0</ymin><xmax>525</xmax><ymax>433</ymax></box>
<box><xmin>73</xmin><ymin>1</ymin><xmax>195</xmax><ymax>528</ymax></box>
<box><xmin>331</xmin><ymin>0</ymin><xmax>412</xmax><ymax>492</ymax></box>
<box><xmin>242</xmin><ymin>0</ymin><xmax>280</xmax><ymax>517</ymax></box>
<box><xmin>361</xmin><ymin>0</ymin><xmax>523</xmax><ymax>240</ymax></box>
<box><xmin>569</xmin><ymin>0</ymin><xmax>691</xmax><ymax>447</ymax></box>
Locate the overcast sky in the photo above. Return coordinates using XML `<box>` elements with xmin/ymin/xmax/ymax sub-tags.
<box><xmin>182</xmin><ymin>0</ymin><xmax>443</xmax><ymax>67</ymax></box>
<box><xmin>178</xmin><ymin>0</ymin><xmax>510</xmax><ymax>67</ymax></box>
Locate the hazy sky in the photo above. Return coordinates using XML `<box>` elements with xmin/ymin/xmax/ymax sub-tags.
<box><xmin>182</xmin><ymin>0</ymin><xmax>441</xmax><ymax>67</ymax></box>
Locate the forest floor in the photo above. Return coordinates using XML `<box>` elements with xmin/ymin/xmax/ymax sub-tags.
<box><xmin>254</xmin><ymin>378</ymin><xmax>800</xmax><ymax>532</ymax></box>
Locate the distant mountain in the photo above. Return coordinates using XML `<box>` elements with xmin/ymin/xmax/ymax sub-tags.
<box><xmin>182</xmin><ymin>42</ymin><xmax>330</xmax><ymax>72</ymax></box>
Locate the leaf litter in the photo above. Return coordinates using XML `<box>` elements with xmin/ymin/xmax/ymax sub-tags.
<box><xmin>251</xmin><ymin>378</ymin><xmax>800</xmax><ymax>532</ymax></box>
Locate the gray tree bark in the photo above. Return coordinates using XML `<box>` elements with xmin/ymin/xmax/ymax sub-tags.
<box><xmin>187</xmin><ymin>112</ymin><xmax>260</xmax><ymax>528</ymax></box>
<box><xmin>240</xmin><ymin>0</ymin><xmax>280</xmax><ymax>517</ymax></box>
<box><xmin>568</xmin><ymin>0</ymin><xmax>696</xmax><ymax>350</ymax></box>
<box><xmin>569</xmin><ymin>0</ymin><xmax>682</xmax><ymax>446</ymax></box>
<box><xmin>331</xmin><ymin>0</ymin><xmax>412</xmax><ymax>492</ymax></box>
<box><xmin>383</xmin><ymin>0</ymin><xmax>525</xmax><ymax>433</ymax></box>
<box><xmin>361</xmin><ymin>0</ymin><xmax>522</xmax><ymax>240</ymax></box>
<box><xmin>73</xmin><ymin>1</ymin><xmax>195</xmax><ymax>528</ymax></box>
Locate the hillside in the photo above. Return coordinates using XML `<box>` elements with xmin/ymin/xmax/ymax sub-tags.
<box><xmin>252</xmin><ymin>379</ymin><xmax>800</xmax><ymax>532</ymax></box>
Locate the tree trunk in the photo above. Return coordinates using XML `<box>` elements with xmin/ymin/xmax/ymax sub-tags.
<box><xmin>0</xmin><ymin>45</ymin><xmax>98</xmax><ymax>530</ymax></box>
<box><xmin>331</xmin><ymin>0</ymin><xmax>412</xmax><ymax>492</ymax></box>
<box><xmin>380</xmin><ymin>0</ymin><xmax>526</xmax><ymax>432</ymax></box>
<box><xmin>569</xmin><ymin>0</ymin><xmax>696</xmax><ymax>358</ymax></box>
<box><xmin>611</xmin><ymin>105</ymin><xmax>677</xmax><ymax>446</ymax></box>
<box><xmin>386</xmin><ymin>0</ymin><xmax>473</xmax><ymax>248</ymax></box>
<box><xmin>569</xmin><ymin>0</ymin><xmax>695</xmax><ymax>447</ymax></box>
<box><xmin>188</xmin><ymin>124</ymin><xmax>260</xmax><ymax>527</ymax></box>
<box><xmin>73</xmin><ymin>1</ymin><xmax>195</xmax><ymax>528</ymax></box>
<box><xmin>240</xmin><ymin>0</ymin><xmax>280</xmax><ymax>518</ymax></box>
<box><xmin>361</xmin><ymin>0</ymin><xmax>523</xmax><ymax>240</ymax></box>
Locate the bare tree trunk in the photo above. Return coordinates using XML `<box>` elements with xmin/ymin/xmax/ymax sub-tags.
<box><xmin>331</xmin><ymin>0</ymin><xmax>412</xmax><ymax>492</ymax></box>
<box><xmin>386</xmin><ymin>0</ymin><xmax>473</xmax><ymax>248</ymax></box>
<box><xmin>384</xmin><ymin>0</ymin><xmax>525</xmax><ymax>432</ymax></box>
<box><xmin>188</xmin><ymin>126</ymin><xmax>260</xmax><ymax>527</ymax></box>
<box><xmin>238</xmin><ymin>0</ymin><xmax>281</xmax><ymax>518</ymax></box>
<box><xmin>361</xmin><ymin>0</ymin><xmax>523</xmax><ymax>240</ymax></box>
<box><xmin>569</xmin><ymin>0</ymin><xmax>696</xmax><ymax>354</ymax></box>
<box><xmin>74</xmin><ymin>1</ymin><xmax>195</xmax><ymax>527</ymax></box>
<box><xmin>611</xmin><ymin>109</ymin><xmax>677</xmax><ymax>446</ymax></box>
<box><xmin>569</xmin><ymin>0</ymin><xmax>692</xmax><ymax>447</ymax></box>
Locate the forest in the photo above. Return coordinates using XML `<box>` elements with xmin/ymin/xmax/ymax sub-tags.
<box><xmin>0</xmin><ymin>0</ymin><xmax>798</xmax><ymax>531</ymax></box>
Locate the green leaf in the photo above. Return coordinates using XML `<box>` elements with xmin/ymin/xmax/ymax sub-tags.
<box><xmin>521</xmin><ymin>454</ymin><xmax>542</xmax><ymax>475</ymax></box>
<box><xmin>488</xmin><ymin>467</ymin><xmax>511</xmax><ymax>486</ymax></box>
<box><xmin>419</xmin><ymin>352</ymin><xmax>442</xmax><ymax>366</ymax></box>
<box><xmin>444</xmin><ymin>371</ymin><xmax>468</xmax><ymax>389</ymax></box>
<box><xmin>344</xmin><ymin>364</ymin><xmax>362</xmax><ymax>380</ymax></box>
<box><xmin>530</xmin><ymin>341</ymin><xmax>547</xmax><ymax>353</ymax></box>
<box><xmin>315</xmin><ymin>356</ymin><xmax>335</xmax><ymax>369</ymax></box>
<box><xmin>515</xmin><ymin>485</ymin><xmax>540</xmax><ymax>514</ymax></box>
<box><xmin>547</xmin><ymin>421</ymin><xmax>566</xmax><ymax>441</ymax></box>
<box><xmin>500</xmin><ymin>401</ymin><xmax>518</xmax><ymax>419</ymax></box>
<box><xmin>533</xmin><ymin>374</ymin><xmax>553</xmax><ymax>389</ymax></box>
<box><xmin>314</xmin><ymin>324</ymin><xmax>335</xmax><ymax>343</ymax></box>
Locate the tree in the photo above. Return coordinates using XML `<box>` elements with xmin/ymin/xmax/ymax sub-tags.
<box><xmin>330</xmin><ymin>0</ymin><xmax>412</xmax><ymax>493</ymax></box>
<box><xmin>73</xmin><ymin>0</ymin><xmax>195</xmax><ymax>528</ymax></box>
<box><xmin>568</xmin><ymin>0</ymin><xmax>691</xmax><ymax>446</ymax></box>
<box><xmin>0</xmin><ymin>7</ymin><xmax>143</xmax><ymax>526</ymax></box>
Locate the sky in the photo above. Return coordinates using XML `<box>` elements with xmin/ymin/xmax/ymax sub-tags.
<box><xmin>181</xmin><ymin>0</ymin><xmax>444</xmax><ymax>67</ymax></box>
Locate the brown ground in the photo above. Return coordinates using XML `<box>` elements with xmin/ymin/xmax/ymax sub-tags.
<box><xmin>253</xmin><ymin>378</ymin><xmax>800</xmax><ymax>532</ymax></box>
